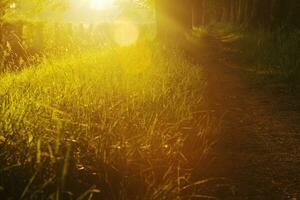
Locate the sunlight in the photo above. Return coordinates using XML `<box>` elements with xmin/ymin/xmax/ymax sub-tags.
<box><xmin>89</xmin><ymin>0</ymin><xmax>113</xmax><ymax>10</ymax></box>
<box><xmin>10</xmin><ymin>3</ymin><xmax>16</xmax><ymax>9</ymax></box>
<box><xmin>118</xmin><ymin>42</ymin><xmax>152</xmax><ymax>74</ymax></box>
<box><xmin>2</xmin><ymin>0</ymin><xmax>300</xmax><ymax>199</ymax></box>
<box><xmin>113</xmin><ymin>18</ymin><xmax>139</xmax><ymax>46</ymax></box>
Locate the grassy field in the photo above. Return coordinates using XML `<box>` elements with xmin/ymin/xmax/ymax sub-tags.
<box><xmin>0</xmin><ymin>40</ymin><xmax>218</xmax><ymax>199</ymax></box>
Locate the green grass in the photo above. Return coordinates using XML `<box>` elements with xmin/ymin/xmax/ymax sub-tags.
<box><xmin>214</xmin><ymin>24</ymin><xmax>300</xmax><ymax>84</ymax></box>
<box><xmin>236</xmin><ymin>29</ymin><xmax>300</xmax><ymax>82</ymax></box>
<box><xmin>0</xmin><ymin>41</ymin><xmax>218</xmax><ymax>199</ymax></box>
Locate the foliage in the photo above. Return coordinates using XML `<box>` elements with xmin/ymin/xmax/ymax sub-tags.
<box><xmin>240</xmin><ymin>29</ymin><xmax>300</xmax><ymax>83</ymax></box>
<box><xmin>0</xmin><ymin>0</ymin><xmax>69</xmax><ymax>22</ymax></box>
<box><xmin>212</xmin><ymin>23</ymin><xmax>300</xmax><ymax>84</ymax></box>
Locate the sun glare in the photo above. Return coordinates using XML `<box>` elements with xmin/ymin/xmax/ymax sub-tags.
<box><xmin>113</xmin><ymin>19</ymin><xmax>139</xmax><ymax>46</ymax></box>
<box><xmin>90</xmin><ymin>0</ymin><xmax>113</xmax><ymax>10</ymax></box>
<box><xmin>10</xmin><ymin>3</ymin><xmax>16</xmax><ymax>9</ymax></box>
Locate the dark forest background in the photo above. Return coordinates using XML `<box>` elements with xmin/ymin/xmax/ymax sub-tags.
<box><xmin>156</xmin><ymin>0</ymin><xmax>300</xmax><ymax>37</ymax></box>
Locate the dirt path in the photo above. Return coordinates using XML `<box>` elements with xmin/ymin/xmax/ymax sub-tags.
<box><xmin>186</xmin><ymin>34</ymin><xmax>300</xmax><ymax>199</ymax></box>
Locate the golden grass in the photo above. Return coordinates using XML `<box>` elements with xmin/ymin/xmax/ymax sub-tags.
<box><xmin>0</xmin><ymin>41</ymin><xmax>217</xmax><ymax>199</ymax></box>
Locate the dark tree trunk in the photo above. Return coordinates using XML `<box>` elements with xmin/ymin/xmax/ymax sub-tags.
<box><xmin>156</xmin><ymin>0</ymin><xmax>300</xmax><ymax>39</ymax></box>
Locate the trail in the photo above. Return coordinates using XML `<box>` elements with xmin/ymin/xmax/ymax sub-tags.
<box><xmin>186</xmin><ymin>34</ymin><xmax>300</xmax><ymax>199</ymax></box>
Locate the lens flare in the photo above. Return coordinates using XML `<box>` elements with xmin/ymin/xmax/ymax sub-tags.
<box><xmin>113</xmin><ymin>19</ymin><xmax>139</xmax><ymax>46</ymax></box>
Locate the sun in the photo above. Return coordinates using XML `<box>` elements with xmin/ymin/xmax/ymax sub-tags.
<box><xmin>90</xmin><ymin>0</ymin><xmax>114</xmax><ymax>10</ymax></box>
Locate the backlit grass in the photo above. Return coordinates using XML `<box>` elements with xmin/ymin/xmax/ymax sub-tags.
<box><xmin>0</xmin><ymin>41</ymin><xmax>217</xmax><ymax>199</ymax></box>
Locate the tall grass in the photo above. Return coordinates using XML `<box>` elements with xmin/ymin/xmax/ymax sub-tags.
<box><xmin>216</xmin><ymin>24</ymin><xmax>300</xmax><ymax>84</ymax></box>
<box><xmin>238</xmin><ymin>29</ymin><xmax>300</xmax><ymax>82</ymax></box>
<box><xmin>0</xmin><ymin>41</ymin><xmax>218</xmax><ymax>199</ymax></box>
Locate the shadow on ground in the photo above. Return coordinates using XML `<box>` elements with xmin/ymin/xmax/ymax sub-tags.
<box><xmin>183</xmin><ymin>32</ymin><xmax>300</xmax><ymax>199</ymax></box>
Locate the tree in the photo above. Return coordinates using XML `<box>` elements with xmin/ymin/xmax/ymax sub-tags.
<box><xmin>190</xmin><ymin>0</ymin><xmax>300</xmax><ymax>30</ymax></box>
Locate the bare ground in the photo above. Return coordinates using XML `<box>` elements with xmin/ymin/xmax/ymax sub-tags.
<box><xmin>186</xmin><ymin>34</ymin><xmax>300</xmax><ymax>199</ymax></box>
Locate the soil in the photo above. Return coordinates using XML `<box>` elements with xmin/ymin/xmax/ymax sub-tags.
<box><xmin>186</xmin><ymin>33</ymin><xmax>300</xmax><ymax>199</ymax></box>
